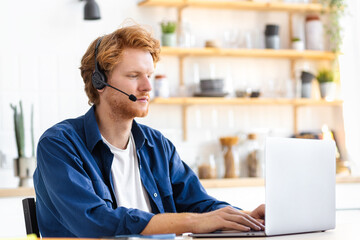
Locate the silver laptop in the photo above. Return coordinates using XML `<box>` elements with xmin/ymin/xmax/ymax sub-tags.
<box><xmin>192</xmin><ymin>137</ymin><xmax>336</xmax><ymax>237</ymax></box>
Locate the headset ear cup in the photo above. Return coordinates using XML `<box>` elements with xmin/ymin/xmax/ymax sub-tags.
<box><xmin>92</xmin><ymin>72</ymin><xmax>106</xmax><ymax>90</ymax></box>
<box><xmin>93</xmin><ymin>37</ymin><xmax>108</xmax><ymax>90</ymax></box>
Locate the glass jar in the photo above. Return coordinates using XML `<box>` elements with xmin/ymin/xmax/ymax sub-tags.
<box><xmin>220</xmin><ymin>136</ymin><xmax>239</xmax><ymax>178</ymax></box>
<box><xmin>154</xmin><ymin>74</ymin><xmax>170</xmax><ymax>98</ymax></box>
<box><xmin>246</xmin><ymin>133</ymin><xmax>261</xmax><ymax>178</ymax></box>
<box><xmin>198</xmin><ymin>154</ymin><xmax>217</xmax><ymax>179</ymax></box>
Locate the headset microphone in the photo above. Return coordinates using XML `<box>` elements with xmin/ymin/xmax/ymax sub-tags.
<box><xmin>94</xmin><ymin>78</ymin><xmax>137</xmax><ymax>102</ymax></box>
<box><xmin>91</xmin><ymin>36</ymin><xmax>137</xmax><ymax>102</ymax></box>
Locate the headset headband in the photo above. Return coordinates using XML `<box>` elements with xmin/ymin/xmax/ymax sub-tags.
<box><xmin>94</xmin><ymin>36</ymin><xmax>104</xmax><ymax>73</ymax></box>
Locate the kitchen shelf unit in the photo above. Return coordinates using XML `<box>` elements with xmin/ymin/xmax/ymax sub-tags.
<box><xmin>139</xmin><ymin>0</ymin><xmax>342</xmax><ymax>141</ymax></box>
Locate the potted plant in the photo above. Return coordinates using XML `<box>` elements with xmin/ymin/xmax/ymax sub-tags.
<box><xmin>160</xmin><ymin>21</ymin><xmax>177</xmax><ymax>47</ymax></box>
<box><xmin>316</xmin><ymin>69</ymin><xmax>336</xmax><ymax>100</ymax></box>
<box><xmin>10</xmin><ymin>101</ymin><xmax>36</xmax><ymax>187</ymax></box>
<box><xmin>291</xmin><ymin>37</ymin><xmax>304</xmax><ymax>51</ymax></box>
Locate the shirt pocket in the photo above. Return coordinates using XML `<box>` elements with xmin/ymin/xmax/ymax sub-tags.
<box><xmin>154</xmin><ymin>177</ymin><xmax>173</xmax><ymax>197</ymax></box>
<box><xmin>154</xmin><ymin>177</ymin><xmax>177</xmax><ymax>212</ymax></box>
<box><xmin>92</xmin><ymin>180</ymin><xmax>114</xmax><ymax>207</ymax></box>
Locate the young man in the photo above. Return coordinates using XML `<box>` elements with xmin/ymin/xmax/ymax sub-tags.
<box><xmin>34</xmin><ymin>25</ymin><xmax>265</xmax><ymax>238</ymax></box>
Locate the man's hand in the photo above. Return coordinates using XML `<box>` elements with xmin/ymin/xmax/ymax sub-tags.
<box><xmin>141</xmin><ymin>205</ymin><xmax>265</xmax><ymax>235</ymax></box>
<box><xmin>191</xmin><ymin>206</ymin><xmax>265</xmax><ymax>234</ymax></box>
<box><xmin>249</xmin><ymin>204</ymin><xmax>265</xmax><ymax>225</ymax></box>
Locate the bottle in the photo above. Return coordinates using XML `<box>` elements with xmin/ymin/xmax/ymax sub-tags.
<box><xmin>300</xmin><ymin>71</ymin><xmax>315</xmax><ymax>98</ymax></box>
<box><xmin>178</xmin><ymin>21</ymin><xmax>193</xmax><ymax>48</ymax></box>
<box><xmin>305</xmin><ymin>15</ymin><xmax>324</xmax><ymax>51</ymax></box>
<box><xmin>154</xmin><ymin>74</ymin><xmax>170</xmax><ymax>98</ymax></box>
<box><xmin>265</xmin><ymin>24</ymin><xmax>280</xmax><ymax>49</ymax></box>
<box><xmin>246</xmin><ymin>133</ymin><xmax>260</xmax><ymax>178</ymax></box>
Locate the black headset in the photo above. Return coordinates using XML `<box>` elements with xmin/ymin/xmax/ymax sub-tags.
<box><xmin>91</xmin><ymin>37</ymin><xmax>137</xmax><ymax>102</ymax></box>
<box><xmin>92</xmin><ymin>37</ymin><xmax>107</xmax><ymax>90</ymax></box>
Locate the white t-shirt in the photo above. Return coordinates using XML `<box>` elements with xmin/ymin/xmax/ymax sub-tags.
<box><xmin>102</xmin><ymin>134</ymin><xmax>152</xmax><ymax>212</ymax></box>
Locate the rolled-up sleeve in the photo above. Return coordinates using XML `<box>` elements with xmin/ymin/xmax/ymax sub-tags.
<box><xmin>34</xmin><ymin>136</ymin><xmax>154</xmax><ymax>238</ymax></box>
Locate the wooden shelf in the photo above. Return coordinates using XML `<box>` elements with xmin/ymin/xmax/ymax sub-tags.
<box><xmin>201</xmin><ymin>176</ymin><xmax>360</xmax><ymax>188</ymax></box>
<box><xmin>294</xmin><ymin>98</ymin><xmax>343</xmax><ymax>106</ymax></box>
<box><xmin>151</xmin><ymin>97</ymin><xmax>343</xmax><ymax>106</ymax></box>
<box><xmin>138</xmin><ymin>0</ymin><xmax>326</xmax><ymax>13</ymax></box>
<box><xmin>160</xmin><ymin>47</ymin><xmax>336</xmax><ymax>60</ymax></box>
<box><xmin>139</xmin><ymin>0</ymin><xmax>184</xmax><ymax>7</ymax></box>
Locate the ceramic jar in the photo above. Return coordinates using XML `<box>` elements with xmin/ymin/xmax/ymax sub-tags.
<box><xmin>305</xmin><ymin>15</ymin><xmax>324</xmax><ymax>51</ymax></box>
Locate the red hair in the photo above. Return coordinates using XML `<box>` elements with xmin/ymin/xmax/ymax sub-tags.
<box><xmin>80</xmin><ymin>25</ymin><xmax>160</xmax><ymax>105</ymax></box>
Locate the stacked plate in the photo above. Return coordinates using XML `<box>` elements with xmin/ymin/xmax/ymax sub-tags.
<box><xmin>194</xmin><ymin>79</ymin><xmax>228</xmax><ymax>97</ymax></box>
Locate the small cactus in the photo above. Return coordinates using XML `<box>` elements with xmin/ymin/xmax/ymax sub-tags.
<box><xmin>10</xmin><ymin>101</ymin><xmax>35</xmax><ymax>158</ymax></box>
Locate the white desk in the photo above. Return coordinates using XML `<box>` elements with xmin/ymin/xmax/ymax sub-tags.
<box><xmin>194</xmin><ymin>210</ymin><xmax>359</xmax><ymax>240</ymax></box>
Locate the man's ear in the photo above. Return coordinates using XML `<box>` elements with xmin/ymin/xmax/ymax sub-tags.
<box><xmin>97</xmin><ymin>88</ymin><xmax>105</xmax><ymax>93</ymax></box>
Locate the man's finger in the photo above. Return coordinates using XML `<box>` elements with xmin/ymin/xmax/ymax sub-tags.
<box><xmin>224</xmin><ymin>213</ymin><xmax>263</xmax><ymax>231</ymax></box>
<box><xmin>223</xmin><ymin>221</ymin><xmax>251</xmax><ymax>232</ymax></box>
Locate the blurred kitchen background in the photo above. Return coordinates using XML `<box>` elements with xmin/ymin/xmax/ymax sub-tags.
<box><xmin>0</xmin><ymin>0</ymin><xmax>360</xmax><ymax>237</ymax></box>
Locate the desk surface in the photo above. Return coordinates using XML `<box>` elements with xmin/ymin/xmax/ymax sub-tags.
<box><xmin>38</xmin><ymin>210</ymin><xmax>359</xmax><ymax>240</ymax></box>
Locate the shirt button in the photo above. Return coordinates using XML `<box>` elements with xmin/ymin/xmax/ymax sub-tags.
<box><xmin>154</xmin><ymin>193</ymin><xmax>157</xmax><ymax>198</ymax></box>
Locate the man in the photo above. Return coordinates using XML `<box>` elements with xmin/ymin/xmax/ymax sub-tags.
<box><xmin>34</xmin><ymin>24</ymin><xmax>265</xmax><ymax>238</ymax></box>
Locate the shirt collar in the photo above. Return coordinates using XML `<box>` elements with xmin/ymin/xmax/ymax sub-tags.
<box><xmin>84</xmin><ymin>105</ymin><xmax>154</xmax><ymax>152</ymax></box>
<box><xmin>131</xmin><ymin>120</ymin><xmax>154</xmax><ymax>149</ymax></box>
<box><xmin>84</xmin><ymin>105</ymin><xmax>102</xmax><ymax>152</ymax></box>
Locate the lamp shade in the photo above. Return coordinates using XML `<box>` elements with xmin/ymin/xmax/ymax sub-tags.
<box><xmin>84</xmin><ymin>0</ymin><xmax>101</xmax><ymax>20</ymax></box>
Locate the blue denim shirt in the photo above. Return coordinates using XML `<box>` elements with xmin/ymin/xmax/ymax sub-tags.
<box><xmin>34</xmin><ymin>106</ymin><xmax>232</xmax><ymax>238</ymax></box>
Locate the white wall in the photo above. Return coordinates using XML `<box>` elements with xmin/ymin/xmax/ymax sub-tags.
<box><xmin>340</xmin><ymin>0</ymin><xmax>360</xmax><ymax>175</ymax></box>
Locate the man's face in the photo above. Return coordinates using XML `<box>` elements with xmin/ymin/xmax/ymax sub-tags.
<box><xmin>99</xmin><ymin>48</ymin><xmax>154</xmax><ymax>119</ymax></box>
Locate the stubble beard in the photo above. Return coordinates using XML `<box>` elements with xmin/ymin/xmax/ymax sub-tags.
<box><xmin>108</xmin><ymin>94</ymin><xmax>149</xmax><ymax>121</ymax></box>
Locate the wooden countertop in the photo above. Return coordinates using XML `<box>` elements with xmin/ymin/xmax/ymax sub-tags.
<box><xmin>1</xmin><ymin>176</ymin><xmax>359</xmax><ymax>198</ymax></box>
<box><xmin>0</xmin><ymin>187</ymin><xmax>35</xmax><ymax>198</ymax></box>
<box><xmin>200</xmin><ymin>176</ymin><xmax>360</xmax><ymax>188</ymax></box>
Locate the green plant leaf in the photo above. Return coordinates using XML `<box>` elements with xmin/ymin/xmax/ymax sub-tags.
<box><xmin>160</xmin><ymin>21</ymin><xmax>177</xmax><ymax>34</ymax></box>
<box><xmin>10</xmin><ymin>101</ymin><xmax>25</xmax><ymax>158</ymax></box>
<box><xmin>319</xmin><ymin>0</ymin><xmax>347</xmax><ymax>53</ymax></box>
<box><xmin>316</xmin><ymin>69</ymin><xmax>334</xmax><ymax>83</ymax></box>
